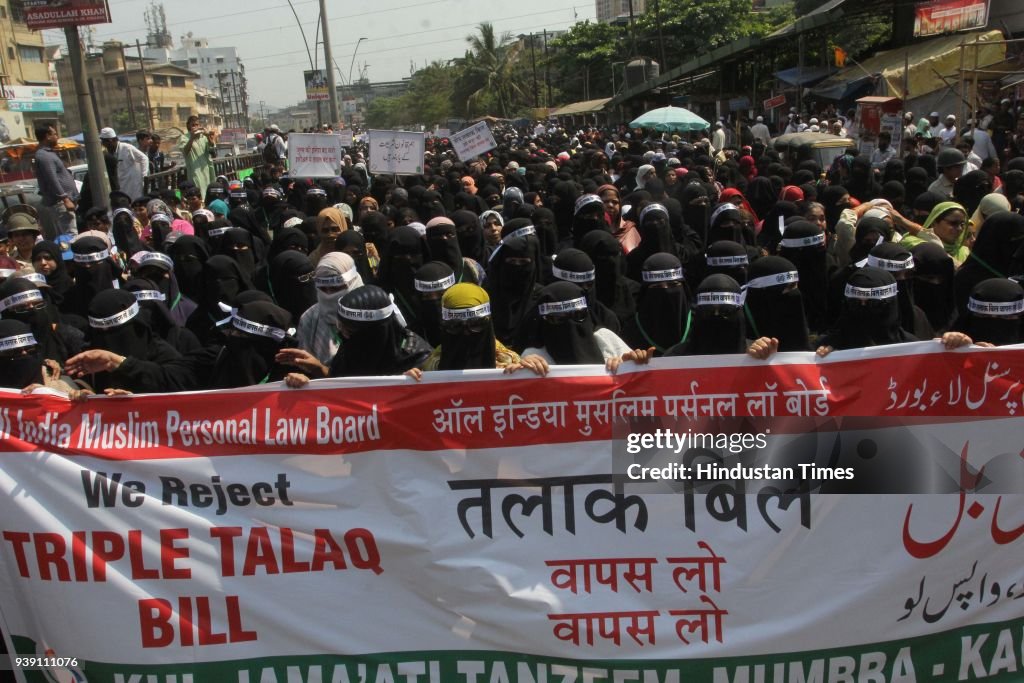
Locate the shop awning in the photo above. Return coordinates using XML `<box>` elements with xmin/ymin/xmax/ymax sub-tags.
<box><xmin>810</xmin><ymin>30</ymin><xmax>1006</xmax><ymax>102</ymax></box>
<box><xmin>774</xmin><ymin>65</ymin><xmax>836</xmax><ymax>87</ymax></box>
<box><xmin>550</xmin><ymin>98</ymin><xmax>613</xmax><ymax>116</ymax></box>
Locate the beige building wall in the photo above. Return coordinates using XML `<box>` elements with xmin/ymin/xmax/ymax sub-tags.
<box><xmin>56</xmin><ymin>41</ymin><xmax>220</xmax><ymax>135</ymax></box>
<box><xmin>0</xmin><ymin>0</ymin><xmax>57</xmax><ymax>138</ymax></box>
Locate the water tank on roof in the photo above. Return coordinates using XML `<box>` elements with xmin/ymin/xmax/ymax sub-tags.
<box><xmin>624</xmin><ymin>58</ymin><xmax>659</xmax><ymax>90</ymax></box>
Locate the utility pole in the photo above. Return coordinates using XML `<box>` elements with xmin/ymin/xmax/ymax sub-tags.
<box><xmin>259</xmin><ymin>100</ymin><xmax>267</xmax><ymax>129</ymax></box>
<box><xmin>135</xmin><ymin>40</ymin><xmax>153</xmax><ymax>128</ymax></box>
<box><xmin>319</xmin><ymin>0</ymin><xmax>339</xmax><ymax>126</ymax></box>
<box><xmin>120</xmin><ymin>44</ymin><xmax>136</xmax><ymax>129</ymax></box>
<box><xmin>229</xmin><ymin>70</ymin><xmax>240</xmax><ymax>128</ymax></box>
<box><xmin>530</xmin><ymin>34</ymin><xmax>538</xmax><ymax>108</ymax></box>
<box><xmin>65</xmin><ymin>27</ymin><xmax>110</xmax><ymax>212</ymax></box>
<box><xmin>543</xmin><ymin>29</ymin><xmax>551</xmax><ymax>109</ymax></box>
<box><xmin>216</xmin><ymin>71</ymin><xmax>228</xmax><ymax>128</ymax></box>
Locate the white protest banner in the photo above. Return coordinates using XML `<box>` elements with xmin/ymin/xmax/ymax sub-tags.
<box><xmin>435</xmin><ymin>127</ymin><xmax>450</xmax><ymax>138</ymax></box>
<box><xmin>286</xmin><ymin>133</ymin><xmax>342</xmax><ymax>178</ymax></box>
<box><xmin>2</xmin><ymin>343</ymin><xmax>1024</xmax><ymax>681</ymax></box>
<box><xmin>337</xmin><ymin>129</ymin><xmax>354</xmax><ymax>147</ymax></box>
<box><xmin>450</xmin><ymin>120</ymin><xmax>498</xmax><ymax>160</ymax></box>
<box><xmin>367</xmin><ymin>129</ymin><xmax>425</xmax><ymax>175</ymax></box>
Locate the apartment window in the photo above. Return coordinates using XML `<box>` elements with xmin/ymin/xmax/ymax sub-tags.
<box><xmin>151</xmin><ymin>75</ymin><xmax>168</xmax><ymax>87</ymax></box>
<box><xmin>115</xmin><ymin>76</ymin><xmax>126</xmax><ymax>87</ymax></box>
<box><xmin>10</xmin><ymin>0</ymin><xmax>24</xmax><ymax>22</ymax></box>
<box><xmin>189</xmin><ymin>58</ymin><xmax>198</xmax><ymax>64</ymax></box>
<box><xmin>170</xmin><ymin>76</ymin><xmax>185</xmax><ymax>88</ymax></box>
<box><xmin>18</xmin><ymin>46</ymin><xmax>43</xmax><ymax>63</ymax></box>
<box><xmin>216</xmin><ymin>57</ymin><xmax>224</xmax><ymax>64</ymax></box>
<box><xmin>6</xmin><ymin>48</ymin><xmax>13</xmax><ymax>63</ymax></box>
<box><xmin>157</xmin><ymin>107</ymin><xmax>173</xmax><ymax>121</ymax></box>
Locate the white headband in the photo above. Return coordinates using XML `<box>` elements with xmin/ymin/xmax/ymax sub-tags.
<box><xmin>574</xmin><ymin>194</ymin><xmax>603</xmax><ymax>215</ymax></box>
<box><xmin>552</xmin><ymin>265</ymin><xmax>595</xmax><ymax>283</ymax></box>
<box><xmin>193</xmin><ymin>209</ymin><xmax>215</xmax><ymax>221</ymax></box>
<box><xmin>89</xmin><ymin>301</ymin><xmax>140</xmax><ymax>329</ymax></box>
<box><xmin>643</xmin><ymin>267</ymin><xmax>684</xmax><ymax>283</ymax></box>
<box><xmin>0</xmin><ymin>288</ymin><xmax>43</xmax><ymax>312</ymax></box>
<box><xmin>780</xmin><ymin>232</ymin><xmax>826</xmax><ymax>249</ymax></box>
<box><xmin>968</xmin><ymin>297</ymin><xmax>1024</xmax><ymax>316</ymax></box>
<box><xmin>338</xmin><ymin>302</ymin><xmax>395</xmax><ymax>322</ymax></box>
<box><xmin>316</xmin><ymin>268</ymin><xmax>359</xmax><ymax>289</ymax></box>
<box><xmin>0</xmin><ymin>269</ymin><xmax>15</xmax><ymax>278</ymax></box>
<box><xmin>414</xmin><ymin>272</ymin><xmax>456</xmax><ymax>292</ymax></box>
<box><xmin>442</xmin><ymin>302</ymin><xmax>491</xmax><ymax>320</ymax></box>
<box><xmin>0</xmin><ymin>332</ymin><xmax>36</xmax><ymax>352</ymax></box>
<box><xmin>216</xmin><ymin>303</ymin><xmax>294</xmax><ymax>341</ymax></box>
<box><xmin>539</xmin><ymin>296</ymin><xmax>587</xmax><ymax>316</ymax></box>
<box><xmin>710</xmin><ymin>203</ymin><xmax>738</xmax><ymax>226</ymax></box>
<box><xmin>137</xmin><ymin>251</ymin><xmax>174</xmax><ymax>270</ymax></box>
<box><xmin>207</xmin><ymin>226</ymin><xmax>231</xmax><ymax>237</ymax></box>
<box><xmin>488</xmin><ymin>225</ymin><xmax>537</xmax><ymax>262</ymax></box>
<box><xmin>17</xmin><ymin>272</ymin><xmax>48</xmax><ymax>287</ymax></box>
<box><xmin>639</xmin><ymin>203</ymin><xmax>668</xmax><ymax>224</ymax></box>
<box><xmin>867</xmin><ymin>254</ymin><xmax>914</xmax><ymax>272</ymax></box>
<box><xmin>706</xmin><ymin>254</ymin><xmax>748</xmax><ymax>267</ymax></box>
<box><xmin>150</xmin><ymin>213</ymin><xmax>172</xmax><ymax>224</ymax></box>
<box><xmin>696</xmin><ymin>291</ymin><xmax>745</xmax><ymax>307</ymax></box>
<box><xmin>132</xmin><ymin>290</ymin><xmax>166</xmax><ymax>302</ymax></box>
<box><xmin>745</xmin><ymin>271</ymin><xmax>799</xmax><ymax>290</ymax></box>
<box><xmin>73</xmin><ymin>247</ymin><xmax>111</xmax><ymax>263</ymax></box>
<box><xmin>845</xmin><ymin>282</ymin><xmax>898</xmax><ymax>300</ymax></box>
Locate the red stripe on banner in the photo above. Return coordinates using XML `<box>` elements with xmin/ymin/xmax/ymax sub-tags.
<box><xmin>0</xmin><ymin>345</ymin><xmax>1021</xmax><ymax>460</ymax></box>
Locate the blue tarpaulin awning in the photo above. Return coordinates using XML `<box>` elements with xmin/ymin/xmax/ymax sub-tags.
<box><xmin>774</xmin><ymin>65</ymin><xmax>837</xmax><ymax>87</ymax></box>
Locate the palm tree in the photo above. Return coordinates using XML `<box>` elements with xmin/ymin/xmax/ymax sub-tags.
<box><xmin>458</xmin><ymin>23</ymin><xmax>526</xmax><ymax>118</ymax></box>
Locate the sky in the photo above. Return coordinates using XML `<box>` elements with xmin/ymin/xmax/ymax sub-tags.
<box><xmin>44</xmin><ymin>0</ymin><xmax>595</xmax><ymax>112</ymax></box>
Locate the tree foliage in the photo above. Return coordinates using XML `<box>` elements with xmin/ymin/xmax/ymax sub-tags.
<box><xmin>453</xmin><ymin>23</ymin><xmax>529</xmax><ymax>119</ymax></box>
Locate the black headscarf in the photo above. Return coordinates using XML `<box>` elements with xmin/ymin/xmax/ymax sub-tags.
<box><xmin>820</xmin><ymin>185</ymin><xmax>849</xmax><ymax>233</ymax></box>
<box><xmin>87</xmin><ymin>288</ymin><xmax>158</xmax><ymax>359</ymax></box>
<box><xmin>868</xmin><ymin>242</ymin><xmax>929</xmax><ymax>339</ymax></box>
<box><xmin>704</xmin><ymin>240</ymin><xmax>749</xmax><ymax>285</ymax></box>
<box><xmin>329</xmin><ymin>285</ymin><xmax>431</xmax><ymax>376</ymax></box>
<box><xmin>744</xmin><ymin>255</ymin><xmax>810</xmax><ymax>351</ymax></box>
<box><xmin>411</xmin><ymin>261</ymin><xmax>454</xmax><ymax>346</ymax></box>
<box><xmin>580</xmin><ymin>229</ymin><xmax>639</xmax><ymax>325</ymax></box>
<box><xmin>168</xmin><ymin>235</ymin><xmax>209</xmax><ymax>302</ymax></box>
<box><xmin>485</xmin><ymin>230</ymin><xmax>541</xmax><ymax>348</ymax></box>
<box><xmin>531</xmin><ymin>207</ymin><xmax>560</xmax><ymax>259</ymax></box>
<box><xmin>528</xmin><ymin>281</ymin><xmax>604</xmax><ymax>364</ymax></box>
<box><xmin>550</xmin><ymin>247</ymin><xmax>619</xmax><ymax>333</ymax></box>
<box><xmin>679</xmin><ymin>183</ymin><xmax>711</xmax><ymax>244</ymax></box>
<box><xmin>954</xmin><ymin>211</ymin><xmax>1024</xmax><ymax>318</ymax></box>
<box><xmin>620</xmin><ymin>252</ymin><xmax>689</xmax><ymax>355</ymax></box>
<box><xmin>219</xmin><ymin>228</ymin><xmax>258</xmax><ymax>283</ymax></box>
<box><xmin>953</xmin><ymin>170</ymin><xmax>992</xmax><ymax>217</ymax></box>
<box><xmin>211</xmin><ymin>300</ymin><xmax>293</xmax><ymax>388</ymax></box>
<box><xmin>378</xmin><ymin>225</ymin><xmax>429</xmax><ymax>325</ymax></box>
<box><xmin>451</xmin><ymin>209</ymin><xmax>486</xmax><ymax>263</ymax></box>
<box><xmin>185</xmin><ymin>255</ymin><xmax>251</xmax><ymax>344</ymax></box>
<box><xmin>0</xmin><ymin>319</ymin><xmax>43</xmax><ymax>388</ymax></box>
<box><xmin>778</xmin><ymin>219</ymin><xmax>830</xmax><ymax>334</ymax></box>
<box><xmin>954</xmin><ymin>278</ymin><xmax>1023</xmax><ymax>346</ymax></box>
<box><xmin>110</xmin><ymin>207</ymin><xmax>147</xmax><ymax>258</ymax></box>
<box><xmin>426</xmin><ymin>218</ymin><xmax>469</xmax><ymax>281</ymax></box>
<box><xmin>667</xmin><ymin>274</ymin><xmax>746</xmax><ymax>356</ymax></box>
<box><xmin>904</xmin><ymin>167</ymin><xmax>931</xmax><ymax>207</ymax></box>
<box><xmin>63</xmin><ymin>237</ymin><xmax>120</xmax><ymax>316</ymax></box>
<box><xmin>266</xmin><ymin>250</ymin><xmax>317</xmax><ymax>324</ymax></box>
<box><xmin>31</xmin><ymin>240</ymin><xmax>73</xmax><ymax>298</ymax></box>
<box><xmin>0</xmin><ymin>278</ymin><xmax>73</xmax><ymax>364</ymax></box>
<box><xmin>268</xmin><ymin>227</ymin><xmax>309</xmax><ymax>260</ymax></box>
<box><xmin>911</xmin><ymin>242</ymin><xmax>956</xmax><ymax>333</ymax></box>
<box><xmin>626</xmin><ymin>203</ymin><xmax>677</xmax><ymax>282</ymax></box>
<box><xmin>821</xmin><ymin>267</ymin><xmax>918</xmax><ymax>350</ymax></box>
<box><xmin>570</xmin><ymin>195</ymin><xmax>611</xmax><ymax>248</ymax></box>
<box><xmin>335</xmin><ymin>231</ymin><xmax>375</xmax><ymax>285</ymax></box>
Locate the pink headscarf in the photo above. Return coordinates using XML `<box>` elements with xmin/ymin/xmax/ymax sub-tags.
<box><xmin>738</xmin><ymin>156</ymin><xmax>757</xmax><ymax>181</ymax></box>
<box><xmin>780</xmin><ymin>186</ymin><xmax>805</xmax><ymax>202</ymax></box>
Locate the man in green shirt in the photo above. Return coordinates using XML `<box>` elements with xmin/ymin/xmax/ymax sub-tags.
<box><xmin>178</xmin><ymin>115</ymin><xmax>217</xmax><ymax>197</ymax></box>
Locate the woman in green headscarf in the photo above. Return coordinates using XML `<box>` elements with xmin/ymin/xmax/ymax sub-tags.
<box><xmin>900</xmin><ymin>201</ymin><xmax>970</xmax><ymax>268</ymax></box>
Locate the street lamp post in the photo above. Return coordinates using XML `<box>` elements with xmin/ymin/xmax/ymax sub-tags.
<box><xmin>346</xmin><ymin>38</ymin><xmax>367</xmax><ymax>126</ymax></box>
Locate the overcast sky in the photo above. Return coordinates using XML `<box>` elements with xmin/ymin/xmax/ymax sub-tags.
<box><xmin>46</xmin><ymin>0</ymin><xmax>595</xmax><ymax>111</ymax></box>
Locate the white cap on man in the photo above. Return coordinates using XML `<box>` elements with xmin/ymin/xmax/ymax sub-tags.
<box><xmin>99</xmin><ymin>127</ymin><xmax>117</xmax><ymax>140</ymax></box>
<box><xmin>756</xmin><ymin>115</ymin><xmax>763</xmax><ymax>122</ymax></box>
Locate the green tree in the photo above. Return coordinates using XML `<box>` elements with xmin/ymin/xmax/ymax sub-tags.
<box><xmin>546</xmin><ymin>21</ymin><xmax>626</xmax><ymax>103</ymax></box>
<box><xmin>454</xmin><ymin>23</ymin><xmax>527</xmax><ymax>118</ymax></box>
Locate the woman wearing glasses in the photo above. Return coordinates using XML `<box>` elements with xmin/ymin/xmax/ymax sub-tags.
<box><xmin>900</xmin><ymin>201</ymin><xmax>971</xmax><ymax>269</ymax></box>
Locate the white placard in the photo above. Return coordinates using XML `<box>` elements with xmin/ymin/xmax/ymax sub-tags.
<box><xmin>338</xmin><ymin>129</ymin><xmax>354</xmax><ymax>147</ymax></box>
<box><xmin>367</xmin><ymin>129</ymin><xmax>425</xmax><ymax>175</ymax></box>
<box><xmin>450</xmin><ymin>120</ymin><xmax>497</xmax><ymax>160</ymax></box>
<box><xmin>286</xmin><ymin>133</ymin><xmax>343</xmax><ymax>178</ymax></box>
<box><xmin>435</xmin><ymin>127</ymin><xmax>450</xmax><ymax>138</ymax></box>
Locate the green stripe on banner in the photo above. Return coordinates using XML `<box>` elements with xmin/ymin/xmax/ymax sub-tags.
<box><xmin>12</xmin><ymin>616</ymin><xmax>1024</xmax><ymax>682</ymax></box>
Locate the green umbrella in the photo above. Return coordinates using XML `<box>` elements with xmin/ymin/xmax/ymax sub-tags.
<box><xmin>629</xmin><ymin>106</ymin><xmax>710</xmax><ymax>133</ymax></box>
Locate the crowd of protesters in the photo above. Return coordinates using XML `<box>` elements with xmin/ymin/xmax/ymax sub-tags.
<box><xmin>2</xmin><ymin>101</ymin><xmax>1024</xmax><ymax>397</ymax></box>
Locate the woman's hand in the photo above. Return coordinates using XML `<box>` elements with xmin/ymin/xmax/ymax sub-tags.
<box><xmin>939</xmin><ymin>332</ymin><xmax>973</xmax><ymax>349</ymax></box>
<box><xmin>816</xmin><ymin>345</ymin><xmax>833</xmax><ymax>358</ymax></box>
<box><xmin>747</xmin><ymin>337</ymin><xmax>779</xmax><ymax>360</ymax></box>
<box><xmin>506</xmin><ymin>354</ymin><xmax>549</xmax><ymax>376</ymax></box>
<box><xmin>284</xmin><ymin>372</ymin><xmax>311</xmax><ymax>389</ymax></box>
<box><xmin>275</xmin><ymin>348</ymin><xmax>328</xmax><ymax>377</ymax></box>
<box><xmin>64</xmin><ymin>350</ymin><xmax>125</xmax><ymax>376</ymax></box>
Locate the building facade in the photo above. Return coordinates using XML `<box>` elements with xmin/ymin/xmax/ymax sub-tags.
<box><xmin>595</xmin><ymin>0</ymin><xmax>647</xmax><ymax>23</ymax></box>
<box><xmin>0</xmin><ymin>0</ymin><xmax>60</xmax><ymax>140</ymax></box>
<box><xmin>145</xmin><ymin>35</ymin><xmax>247</xmax><ymax>129</ymax></box>
<box><xmin>55</xmin><ymin>41</ymin><xmax>221</xmax><ymax>135</ymax></box>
